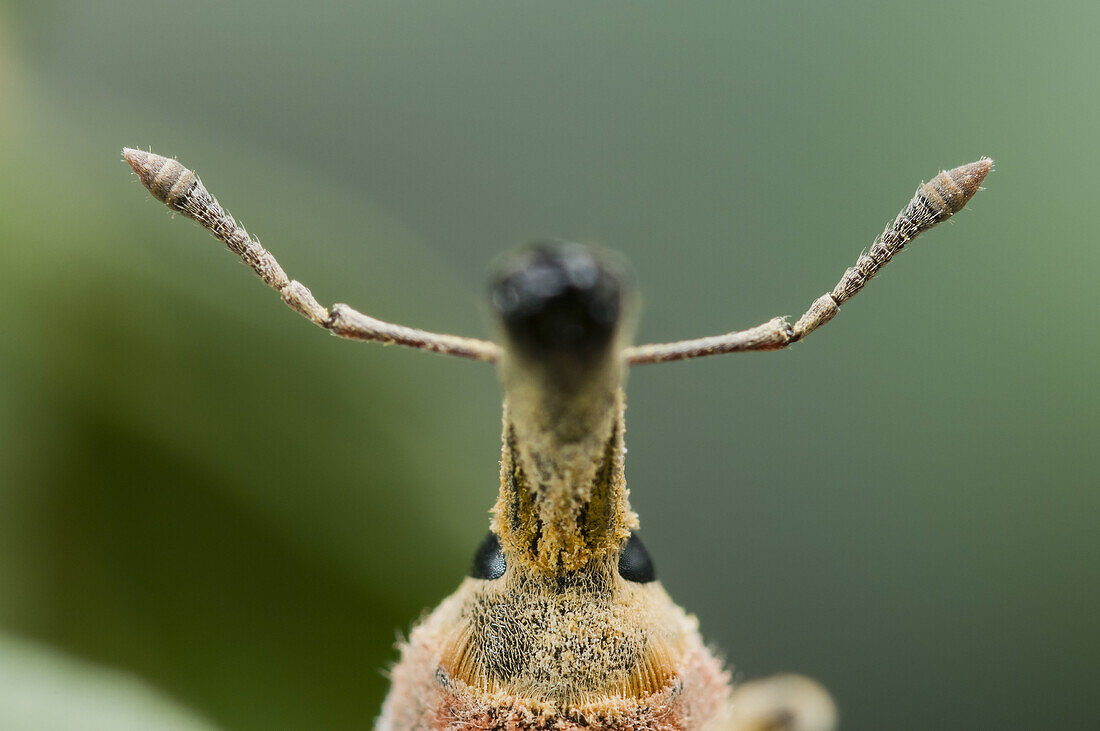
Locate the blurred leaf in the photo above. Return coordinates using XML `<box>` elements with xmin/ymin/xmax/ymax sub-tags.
<box><xmin>0</xmin><ymin>633</ymin><xmax>219</xmax><ymax>731</ymax></box>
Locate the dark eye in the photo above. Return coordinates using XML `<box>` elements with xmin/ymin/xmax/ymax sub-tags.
<box><xmin>618</xmin><ymin>533</ymin><xmax>656</xmax><ymax>583</ymax></box>
<box><xmin>470</xmin><ymin>532</ymin><xmax>507</xmax><ymax>580</ymax></box>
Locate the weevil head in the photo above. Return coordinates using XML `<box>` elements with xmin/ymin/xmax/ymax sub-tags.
<box><xmin>429</xmin><ymin>243</ymin><xmax>713</xmax><ymax>710</ymax></box>
<box><xmin>439</xmin><ymin>530</ymin><xmax>692</xmax><ymax>709</ymax></box>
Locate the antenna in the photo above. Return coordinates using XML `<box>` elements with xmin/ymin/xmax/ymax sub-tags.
<box><xmin>125</xmin><ymin>149</ymin><xmax>990</xmax><ymax>366</ymax></box>
<box><xmin>624</xmin><ymin>158</ymin><xmax>992</xmax><ymax>364</ymax></box>
<box><xmin>123</xmin><ymin>148</ymin><xmax>502</xmax><ymax>363</ymax></box>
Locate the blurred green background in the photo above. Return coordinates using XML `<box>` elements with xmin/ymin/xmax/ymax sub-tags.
<box><xmin>1</xmin><ymin>2</ymin><xmax>1097</xmax><ymax>729</ymax></box>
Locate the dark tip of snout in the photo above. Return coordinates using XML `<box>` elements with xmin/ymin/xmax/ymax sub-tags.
<box><xmin>490</xmin><ymin>241</ymin><xmax>623</xmax><ymax>363</ymax></box>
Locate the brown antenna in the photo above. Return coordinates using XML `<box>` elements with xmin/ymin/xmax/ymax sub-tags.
<box><xmin>624</xmin><ymin>158</ymin><xmax>992</xmax><ymax>364</ymax></box>
<box><xmin>123</xmin><ymin>148</ymin><xmax>503</xmax><ymax>363</ymax></box>
<box><xmin>124</xmin><ymin>149</ymin><xmax>990</xmax><ymax>366</ymax></box>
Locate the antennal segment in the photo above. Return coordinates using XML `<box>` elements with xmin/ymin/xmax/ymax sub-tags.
<box><xmin>123</xmin><ymin>148</ymin><xmax>501</xmax><ymax>363</ymax></box>
<box><xmin>624</xmin><ymin>158</ymin><xmax>992</xmax><ymax>365</ymax></box>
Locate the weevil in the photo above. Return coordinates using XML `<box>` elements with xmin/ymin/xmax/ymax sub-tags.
<box><xmin>124</xmin><ymin>148</ymin><xmax>991</xmax><ymax>730</ymax></box>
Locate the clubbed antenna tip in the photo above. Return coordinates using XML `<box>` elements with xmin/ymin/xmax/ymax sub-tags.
<box><xmin>122</xmin><ymin>147</ymin><xmax>156</xmax><ymax>187</ymax></box>
<box><xmin>121</xmin><ymin>146</ymin><xmax>146</xmax><ymax>165</ymax></box>
<box><xmin>122</xmin><ymin>147</ymin><xmax>196</xmax><ymax>210</ymax></box>
<box><xmin>951</xmin><ymin>157</ymin><xmax>993</xmax><ymax>203</ymax></box>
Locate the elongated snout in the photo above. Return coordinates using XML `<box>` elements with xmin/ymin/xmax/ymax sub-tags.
<box><xmin>488</xmin><ymin>241</ymin><xmax>637</xmax><ymax>575</ymax></box>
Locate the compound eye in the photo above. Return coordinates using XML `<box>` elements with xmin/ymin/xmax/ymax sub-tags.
<box><xmin>470</xmin><ymin>532</ymin><xmax>507</xmax><ymax>580</ymax></box>
<box><xmin>618</xmin><ymin>533</ymin><xmax>656</xmax><ymax>583</ymax></box>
